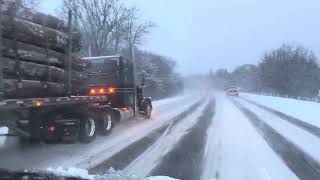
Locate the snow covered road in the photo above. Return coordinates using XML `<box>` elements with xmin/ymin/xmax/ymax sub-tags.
<box><xmin>0</xmin><ymin>94</ymin><xmax>202</xmax><ymax>171</ymax></box>
<box><xmin>242</xmin><ymin>93</ymin><xmax>320</xmax><ymax>128</ymax></box>
<box><xmin>2</xmin><ymin>92</ymin><xmax>320</xmax><ymax>180</ymax></box>
<box><xmin>233</xmin><ymin>99</ymin><xmax>319</xmax><ymax>180</ymax></box>
<box><xmin>202</xmin><ymin>93</ymin><xmax>298</xmax><ymax>180</ymax></box>
<box><xmin>231</xmin><ymin>93</ymin><xmax>320</xmax><ymax>180</ymax></box>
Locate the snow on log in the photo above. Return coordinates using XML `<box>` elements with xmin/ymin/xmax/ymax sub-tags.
<box><xmin>2</xmin><ymin>57</ymin><xmax>64</xmax><ymax>82</ymax></box>
<box><xmin>1</xmin><ymin>57</ymin><xmax>88</xmax><ymax>83</ymax></box>
<box><xmin>1</xmin><ymin>38</ymin><xmax>90</xmax><ymax>70</ymax></box>
<box><xmin>1</xmin><ymin>38</ymin><xmax>63</xmax><ymax>66</ymax></box>
<box><xmin>1</xmin><ymin>0</ymin><xmax>65</xmax><ymax>31</ymax></box>
<box><xmin>1</xmin><ymin>14</ymin><xmax>67</xmax><ymax>53</ymax></box>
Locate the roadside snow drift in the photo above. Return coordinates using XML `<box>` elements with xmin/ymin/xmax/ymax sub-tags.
<box><xmin>241</xmin><ymin>93</ymin><xmax>320</xmax><ymax>128</ymax></box>
<box><xmin>47</xmin><ymin>167</ymin><xmax>179</xmax><ymax>180</ymax></box>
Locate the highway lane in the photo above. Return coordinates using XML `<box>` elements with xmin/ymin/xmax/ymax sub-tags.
<box><xmin>0</xmin><ymin>94</ymin><xmax>201</xmax><ymax>171</ymax></box>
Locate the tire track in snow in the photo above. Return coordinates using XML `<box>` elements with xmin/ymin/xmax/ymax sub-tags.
<box><xmin>240</xmin><ymin>97</ymin><xmax>320</xmax><ymax>139</ymax></box>
<box><xmin>89</xmin><ymin>100</ymin><xmax>203</xmax><ymax>174</ymax></box>
<box><xmin>149</xmin><ymin>99</ymin><xmax>215</xmax><ymax>180</ymax></box>
<box><xmin>232</xmin><ymin>99</ymin><xmax>320</xmax><ymax>180</ymax></box>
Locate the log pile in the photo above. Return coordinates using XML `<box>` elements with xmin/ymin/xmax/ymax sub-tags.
<box><xmin>4</xmin><ymin>79</ymin><xmax>65</xmax><ymax>98</ymax></box>
<box><xmin>0</xmin><ymin>0</ymin><xmax>90</xmax><ymax>99</ymax></box>
<box><xmin>1</xmin><ymin>1</ymin><xmax>65</xmax><ymax>30</ymax></box>
<box><xmin>1</xmin><ymin>14</ymin><xmax>68</xmax><ymax>53</ymax></box>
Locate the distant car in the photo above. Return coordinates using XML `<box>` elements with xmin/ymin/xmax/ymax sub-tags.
<box><xmin>226</xmin><ymin>87</ymin><xmax>239</xmax><ymax>96</ymax></box>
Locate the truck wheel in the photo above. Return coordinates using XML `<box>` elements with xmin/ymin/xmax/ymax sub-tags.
<box><xmin>101</xmin><ymin>113</ymin><xmax>114</xmax><ymax>136</ymax></box>
<box><xmin>144</xmin><ymin>104</ymin><xmax>152</xmax><ymax>119</ymax></box>
<box><xmin>80</xmin><ymin>116</ymin><xmax>96</xmax><ymax>143</ymax></box>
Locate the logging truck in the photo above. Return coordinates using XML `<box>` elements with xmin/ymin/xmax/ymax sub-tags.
<box><xmin>0</xmin><ymin>55</ymin><xmax>153</xmax><ymax>143</ymax></box>
<box><xmin>0</xmin><ymin>1</ymin><xmax>152</xmax><ymax>142</ymax></box>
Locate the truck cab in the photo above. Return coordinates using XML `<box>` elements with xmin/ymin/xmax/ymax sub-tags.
<box><xmin>81</xmin><ymin>55</ymin><xmax>152</xmax><ymax>119</ymax></box>
<box><xmin>82</xmin><ymin>55</ymin><xmax>135</xmax><ymax>109</ymax></box>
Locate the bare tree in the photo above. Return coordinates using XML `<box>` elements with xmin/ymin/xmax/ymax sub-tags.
<box><xmin>63</xmin><ymin>0</ymin><xmax>125</xmax><ymax>56</ymax></box>
<box><xmin>126</xmin><ymin>7</ymin><xmax>155</xmax><ymax>45</ymax></box>
<box><xmin>62</xmin><ymin>0</ymin><xmax>154</xmax><ymax>56</ymax></box>
<box><xmin>21</xmin><ymin>0</ymin><xmax>39</xmax><ymax>9</ymax></box>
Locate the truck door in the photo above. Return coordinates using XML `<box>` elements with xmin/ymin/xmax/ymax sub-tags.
<box><xmin>119</xmin><ymin>57</ymin><xmax>134</xmax><ymax>108</ymax></box>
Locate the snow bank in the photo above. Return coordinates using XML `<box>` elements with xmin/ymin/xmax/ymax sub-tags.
<box><xmin>0</xmin><ymin>126</ymin><xmax>8</xmax><ymax>134</ymax></box>
<box><xmin>0</xmin><ymin>126</ymin><xmax>8</xmax><ymax>146</ymax></box>
<box><xmin>242</xmin><ymin>93</ymin><xmax>320</xmax><ymax>128</ymax></box>
<box><xmin>153</xmin><ymin>94</ymin><xmax>190</xmax><ymax>107</ymax></box>
<box><xmin>46</xmin><ymin>167</ymin><xmax>177</xmax><ymax>180</ymax></box>
<box><xmin>146</xmin><ymin>177</ymin><xmax>178</xmax><ymax>180</ymax></box>
<box><xmin>47</xmin><ymin>167</ymin><xmax>93</xmax><ymax>179</ymax></box>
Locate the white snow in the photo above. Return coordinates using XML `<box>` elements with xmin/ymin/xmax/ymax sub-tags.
<box><xmin>124</xmin><ymin>101</ymin><xmax>208</xmax><ymax>178</ymax></box>
<box><xmin>0</xmin><ymin>126</ymin><xmax>8</xmax><ymax>134</ymax></box>
<box><xmin>73</xmin><ymin>95</ymin><xmax>201</xmax><ymax>170</ymax></box>
<box><xmin>146</xmin><ymin>177</ymin><xmax>178</xmax><ymax>180</ymax></box>
<box><xmin>236</xmin><ymin>98</ymin><xmax>320</xmax><ymax>165</ymax></box>
<box><xmin>0</xmin><ymin>126</ymin><xmax>8</xmax><ymax>146</ymax></box>
<box><xmin>202</xmin><ymin>93</ymin><xmax>299</xmax><ymax>180</ymax></box>
<box><xmin>241</xmin><ymin>93</ymin><xmax>320</xmax><ymax>128</ymax></box>
<box><xmin>46</xmin><ymin>167</ymin><xmax>177</xmax><ymax>180</ymax></box>
<box><xmin>152</xmin><ymin>94</ymin><xmax>191</xmax><ymax>107</ymax></box>
<box><xmin>47</xmin><ymin>167</ymin><xmax>94</xmax><ymax>179</ymax></box>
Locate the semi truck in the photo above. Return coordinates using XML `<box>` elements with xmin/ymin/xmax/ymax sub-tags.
<box><xmin>0</xmin><ymin>1</ymin><xmax>152</xmax><ymax>143</ymax></box>
<box><xmin>0</xmin><ymin>54</ymin><xmax>152</xmax><ymax>142</ymax></box>
<box><xmin>0</xmin><ymin>55</ymin><xmax>153</xmax><ymax>143</ymax></box>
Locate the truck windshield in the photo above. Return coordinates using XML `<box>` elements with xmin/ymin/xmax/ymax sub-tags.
<box><xmin>87</xmin><ymin>59</ymin><xmax>118</xmax><ymax>76</ymax></box>
<box><xmin>86</xmin><ymin>58</ymin><xmax>119</xmax><ymax>86</ymax></box>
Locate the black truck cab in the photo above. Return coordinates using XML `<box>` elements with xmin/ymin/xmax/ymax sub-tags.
<box><xmin>82</xmin><ymin>55</ymin><xmax>135</xmax><ymax>109</ymax></box>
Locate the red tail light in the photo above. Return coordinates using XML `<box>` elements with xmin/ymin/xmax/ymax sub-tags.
<box><xmin>90</xmin><ymin>88</ymin><xmax>96</xmax><ymax>95</ymax></box>
<box><xmin>108</xmin><ymin>87</ymin><xmax>115</xmax><ymax>94</ymax></box>
<box><xmin>90</xmin><ymin>87</ymin><xmax>115</xmax><ymax>95</ymax></box>
<box><xmin>99</xmin><ymin>88</ymin><xmax>105</xmax><ymax>94</ymax></box>
<box><xmin>35</xmin><ymin>100</ymin><xmax>43</xmax><ymax>107</ymax></box>
<box><xmin>48</xmin><ymin>126</ymin><xmax>56</xmax><ymax>133</ymax></box>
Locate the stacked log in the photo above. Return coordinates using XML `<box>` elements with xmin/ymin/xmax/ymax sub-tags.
<box><xmin>1</xmin><ymin>14</ymin><xmax>67</xmax><ymax>53</ymax></box>
<box><xmin>1</xmin><ymin>2</ymin><xmax>65</xmax><ymax>31</ymax></box>
<box><xmin>2</xmin><ymin>57</ymin><xmax>64</xmax><ymax>81</ymax></box>
<box><xmin>0</xmin><ymin>0</ymin><xmax>89</xmax><ymax>99</ymax></box>
<box><xmin>4</xmin><ymin>79</ymin><xmax>65</xmax><ymax>98</ymax></box>
<box><xmin>1</xmin><ymin>38</ymin><xmax>89</xmax><ymax>70</ymax></box>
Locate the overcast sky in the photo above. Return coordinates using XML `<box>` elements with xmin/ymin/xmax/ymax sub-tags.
<box><xmin>39</xmin><ymin>0</ymin><xmax>320</xmax><ymax>75</ymax></box>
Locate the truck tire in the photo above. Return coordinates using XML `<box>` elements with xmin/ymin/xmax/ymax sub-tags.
<box><xmin>101</xmin><ymin>113</ymin><xmax>114</xmax><ymax>136</ymax></box>
<box><xmin>144</xmin><ymin>103</ymin><xmax>152</xmax><ymax>119</ymax></box>
<box><xmin>79</xmin><ymin>116</ymin><xmax>96</xmax><ymax>143</ymax></box>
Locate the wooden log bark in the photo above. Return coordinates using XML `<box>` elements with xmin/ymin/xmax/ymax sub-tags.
<box><xmin>2</xmin><ymin>57</ymin><xmax>64</xmax><ymax>82</ymax></box>
<box><xmin>2</xmin><ymin>38</ymin><xmax>63</xmax><ymax>66</ymax></box>
<box><xmin>1</xmin><ymin>14</ymin><xmax>67</xmax><ymax>53</ymax></box>
<box><xmin>4</xmin><ymin>79</ymin><xmax>65</xmax><ymax>98</ymax></box>
<box><xmin>1</xmin><ymin>38</ymin><xmax>90</xmax><ymax>70</ymax></box>
<box><xmin>1</xmin><ymin>0</ymin><xmax>65</xmax><ymax>31</ymax></box>
<box><xmin>2</xmin><ymin>57</ymin><xmax>88</xmax><ymax>83</ymax></box>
